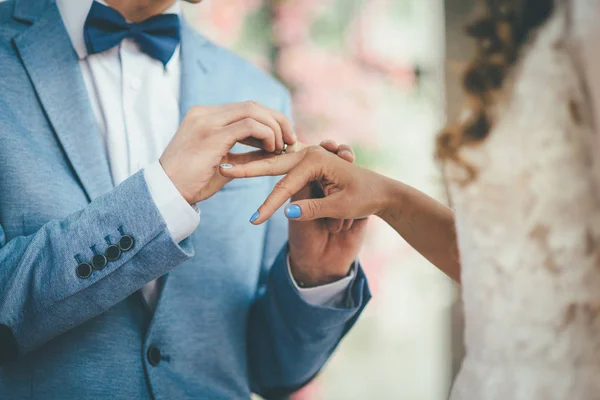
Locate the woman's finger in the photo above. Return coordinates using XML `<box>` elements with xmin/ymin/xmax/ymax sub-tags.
<box><xmin>244</xmin><ymin>160</ymin><xmax>321</xmax><ymax>224</ymax></box>
<box><xmin>283</xmin><ymin>193</ymin><xmax>346</xmax><ymax>222</ymax></box>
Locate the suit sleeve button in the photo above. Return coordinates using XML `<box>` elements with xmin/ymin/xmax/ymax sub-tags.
<box><xmin>118</xmin><ymin>235</ymin><xmax>134</xmax><ymax>252</ymax></box>
<box><xmin>105</xmin><ymin>244</ymin><xmax>121</xmax><ymax>261</ymax></box>
<box><xmin>92</xmin><ymin>254</ymin><xmax>107</xmax><ymax>270</ymax></box>
<box><xmin>76</xmin><ymin>263</ymin><xmax>93</xmax><ymax>279</ymax></box>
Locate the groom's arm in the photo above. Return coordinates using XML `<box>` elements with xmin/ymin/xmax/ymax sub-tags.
<box><xmin>247</xmin><ymin>199</ymin><xmax>370</xmax><ymax>398</ymax></box>
<box><xmin>0</xmin><ymin>170</ymin><xmax>194</xmax><ymax>363</ymax></box>
<box><xmin>246</xmin><ymin>91</ymin><xmax>371</xmax><ymax>398</ymax></box>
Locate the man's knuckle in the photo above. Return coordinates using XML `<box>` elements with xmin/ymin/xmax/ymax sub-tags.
<box><xmin>282</xmin><ymin>116</ymin><xmax>292</xmax><ymax>128</ymax></box>
<box><xmin>190</xmin><ymin>105</ymin><xmax>205</xmax><ymax>118</ymax></box>
<box><xmin>242</xmin><ymin>118</ymin><xmax>257</xmax><ymax>130</ymax></box>
<box><xmin>183</xmin><ymin>110</ymin><xmax>196</xmax><ymax>123</ymax></box>
<box><xmin>243</xmin><ymin>101</ymin><xmax>259</xmax><ymax>114</ymax></box>
<box><xmin>306</xmin><ymin>145</ymin><xmax>325</xmax><ymax>159</ymax></box>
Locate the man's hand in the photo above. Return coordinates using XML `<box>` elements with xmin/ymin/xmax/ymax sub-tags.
<box><xmin>287</xmin><ymin>141</ymin><xmax>366</xmax><ymax>287</ymax></box>
<box><xmin>160</xmin><ymin>101</ymin><xmax>296</xmax><ymax>204</ymax></box>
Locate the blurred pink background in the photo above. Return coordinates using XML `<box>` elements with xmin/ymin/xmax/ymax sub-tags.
<box><xmin>183</xmin><ymin>1</ymin><xmax>457</xmax><ymax>398</ymax></box>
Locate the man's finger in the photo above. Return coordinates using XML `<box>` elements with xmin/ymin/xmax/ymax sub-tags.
<box><xmin>319</xmin><ymin>140</ymin><xmax>355</xmax><ymax>163</ymax></box>
<box><xmin>342</xmin><ymin>219</ymin><xmax>354</xmax><ymax>231</ymax></box>
<box><xmin>269</xmin><ymin>108</ymin><xmax>297</xmax><ymax>148</ymax></box>
<box><xmin>223</xmin><ymin>149</ymin><xmax>275</xmax><ymax>165</ymax></box>
<box><xmin>326</xmin><ymin>218</ymin><xmax>344</xmax><ymax>233</ymax></box>
<box><xmin>220</xmin><ymin>150</ymin><xmax>306</xmax><ymax>178</ymax></box>
<box><xmin>219</xmin><ymin>118</ymin><xmax>276</xmax><ymax>152</ymax></box>
<box><xmin>337</xmin><ymin>144</ymin><xmax>355</xmax><ymax>163</ymax></box>
<box><xmin>238</xmin><ymin>138</ymin><xmax>275</xmax><ymax>151</ymax></box>
<box><xmin>206</xmin><ymin>102</ymin><xmax>294</xmax><ymax>153</ymax></box>
<box><xmin>285</xmin><ymin>141</ymin><xmax>307</xmax><ymax>154</ymax></box>
<box><xmin>320</xmin><ymin>139</ymin><xmax>338</xmax><ymax>153</ymax></box>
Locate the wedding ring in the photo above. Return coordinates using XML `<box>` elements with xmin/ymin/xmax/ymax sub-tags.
<box><xmin>282</xmin><ymin>143</ymin><xmax>288</xmax><ymax>154</ymax></box>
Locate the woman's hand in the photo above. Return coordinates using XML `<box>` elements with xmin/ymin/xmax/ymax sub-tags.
<box><xmin>221</xmin><ymin>144</ymin><xmax>461</xmax><ymax>283</ymax></box>
<box><xmin>220</xmin><ymin>145</ymin><xmax>393</xmax><ymax>223</ymax></box>
<box><xmin>225</xmin><ymin>144</ymin><xmax>375</xmax><ymax>286</ymax></box>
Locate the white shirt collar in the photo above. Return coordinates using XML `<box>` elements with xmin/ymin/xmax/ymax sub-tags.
<box><xmin>56</xmin><ymin>0</ymin><xmax>181</xmax><ymax>60</ymax></box>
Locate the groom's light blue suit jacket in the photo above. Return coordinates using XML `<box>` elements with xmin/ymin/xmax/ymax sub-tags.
<box><xmin>0</xmin><ymin>0</ymin><xmax>370</xmax><ymax>398</ymax></box>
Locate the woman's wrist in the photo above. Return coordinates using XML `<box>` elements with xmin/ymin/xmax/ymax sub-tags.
<box><xmin>374</xmin><ymin>175</ymin><xmax>405</xmax><ymax>221</ymax></box>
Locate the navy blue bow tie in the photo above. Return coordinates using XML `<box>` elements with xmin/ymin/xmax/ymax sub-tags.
<box><xmin>84</xmin><ymin>1</ymin><xmax>180</xmax><ymax>66</ymax></box>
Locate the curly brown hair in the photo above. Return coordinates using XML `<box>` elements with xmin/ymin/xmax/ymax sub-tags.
<box><xmin>436</xmin><ymin>0</ymin><xmax>555</xmax><ymax>183</ymax></box>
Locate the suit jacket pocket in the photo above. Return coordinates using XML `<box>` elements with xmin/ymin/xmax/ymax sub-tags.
<box><xmin>22</xmin><ymin>212</ymin><xmax>51</xmax><ymax>236</ymax></box>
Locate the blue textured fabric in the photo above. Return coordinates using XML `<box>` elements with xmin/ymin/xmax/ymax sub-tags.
<box><xmin>84</xmin><ymin>1</ymin><xmax>180</xmax><ymax>66</ymax></box>
<box><xmin>0</xmin><ymin>0</ymin><xmax>371</xmax><ymax>399</ymax></box>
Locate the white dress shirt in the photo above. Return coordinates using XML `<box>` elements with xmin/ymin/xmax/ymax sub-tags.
<box><xmin>56</xmin><ymin>0</ymin><xmax>353</xmax><ymax>312</ymax></box>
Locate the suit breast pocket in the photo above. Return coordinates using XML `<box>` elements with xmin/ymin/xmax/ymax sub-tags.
<box><xmin>21</xmin><ymin>207</ymin><xmax>79</xmax><ymax>237</ymax></box>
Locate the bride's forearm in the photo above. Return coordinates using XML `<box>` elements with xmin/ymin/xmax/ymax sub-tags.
<box><xmin>377</xmin><ymin>177</ymin><xmax>461</xmax><ymax>282</ymax></box>
<box><xmin>284</xmin><ymin>142</ymin><xmax>461</xmax><ymax>281</ymax></box>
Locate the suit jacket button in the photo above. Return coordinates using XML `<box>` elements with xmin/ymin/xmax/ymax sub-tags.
<box><xmin>76</xmin><ymin>263</ymin><xmax>92</xmax><ymax>279</ymax></box>
<box><xmin>92</xmin><ymin>254</ymin><xmax>107</xmax><ymax>270</ymax></box>
<box><xmin>147</xmin><ymin>346</ymin><xmax>161</xmax><ymax>366</ymax></box>
<box><xmin>118</xmin><ymin>235</ymin><xmax>134</xmax><ymax>252</ymax></box>
<box><xmin>0</xmin><ymin>324</ymin><xmax>19</xmax><ymax>363</ymax></box>
<box><xmin>105</xmin><ymin>244</ymin><xmax>121</xmax><ymax>261</ymax></box>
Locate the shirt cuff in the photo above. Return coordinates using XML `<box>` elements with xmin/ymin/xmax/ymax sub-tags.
<box><xmin>287</xmin><ymin>255</ymin><xmax>356</xmax><ymax>308</ymax></box>
<box><xmin>144</xmin><ymin>161</ymin><xmax>200</xmax><ymax>243</ymax></box>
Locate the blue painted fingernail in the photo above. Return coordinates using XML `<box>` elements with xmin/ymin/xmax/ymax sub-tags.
<box><xmin>285</xmin><ymin>205</ymin><xmax>302</xmax><ymax>219</ymax></box>
<box><xmin>250</xmin><ymin>211</ymin><xmax>260</xmax><ymax>223</ymax></box>
<box><xmin>220</xmin><ymin>163</ymin><xmax>233</xmax><ymax>169</ymax></box>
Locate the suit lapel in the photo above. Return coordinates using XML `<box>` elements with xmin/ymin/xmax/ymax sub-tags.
<box><xmin>179</xmin><ymin>20</ymin><xmax>218</xmax><ymax>118</ymax></box>
<box><xmin>12</xmin><ymin>1</ymin><xmax>113</xmax><ymax>201</ymax></box>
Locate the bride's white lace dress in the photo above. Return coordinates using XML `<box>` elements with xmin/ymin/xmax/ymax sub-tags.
<box><xmin>448</xmin><ymin>1</ymin><xmax>600</xmax><ymax>399</ymax></box>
